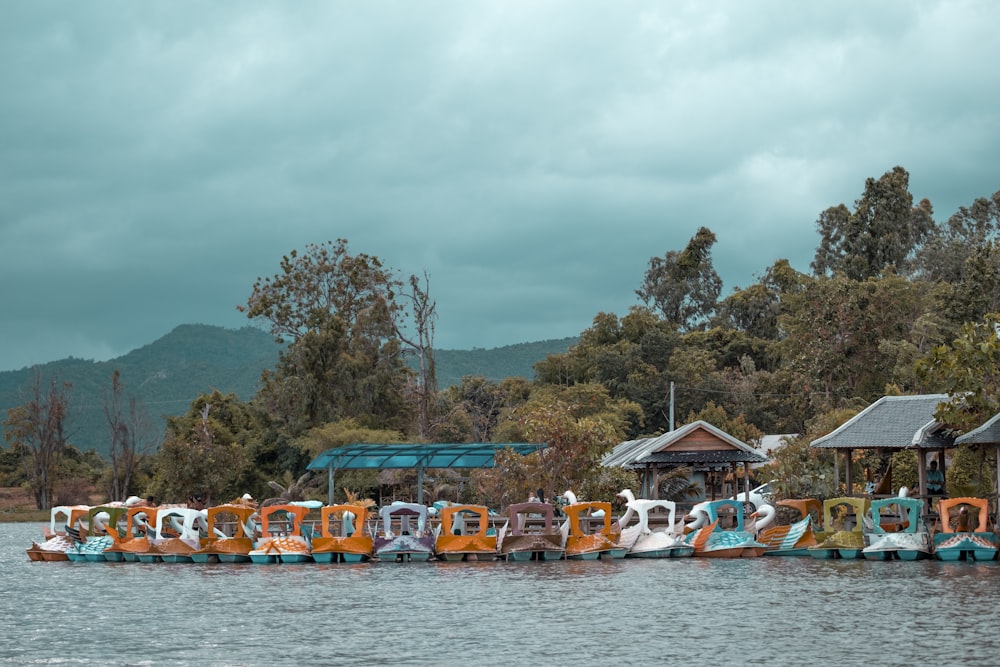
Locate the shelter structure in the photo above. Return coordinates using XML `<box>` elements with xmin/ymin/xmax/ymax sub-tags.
<box><xmin>603</xmin><ymin>420</ymin><xmax>767</xmax><ymax>505</ymax></box>
<box><xmin>810</xmin><ymin>394</ymin><xmax>955</xmax><ymax>512</ymax></box>
<box><xmin>307</xmin><ymin>442</ymin><xmax>546</xmax><ymax>505</ymax></box>
<box><xmin>955</xmin><ymin>411</ymin><xmax>1000</xmax><ymax>515</ymax></box>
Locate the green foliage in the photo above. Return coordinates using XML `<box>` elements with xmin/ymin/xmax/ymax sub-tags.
<box><xmin>777</xmin><ymin>274</ymin><xmax>931</xmax><ymax>402</ymax></box>
<box><xmin>757</xmin><ymin>435</ymin><xmax>837</xmax><ymax>501</ymax></box>
<box><xmin>812</xmin><ymin>166</ymin><xmax>929</xmax><ymax>280</ymax></box>
<box><xmin>637</xmin><ymin>227</ymin><xmax>722</xmax><ymax>331</ymax></box>
<box><xmin>945</xmin><ymin>445</ymin><xmax>996</xmax><ymax>498</ymax></box>
<box><xmin>478</xmin><ymin>384</ymin><xmax>634</xmax><ymax>506</ymax></box>
<box><xmin>683</xmin><ymin>401</ymin><xmax>764</xmax><ymax>446</ymax></box>
<box><xmin>147</xmin><ymin>390</ymin><xmax>263</xmax><ymax>504</ymax></box>
<box><xmin>577</xmin><ymin>466</ymin><xmax>640</xmax><ymax>510</ymax></box>
<box><xmin>916</xmin><ymin>313</ymin><xmax>1000</xmax><ymax>431</ymax></box>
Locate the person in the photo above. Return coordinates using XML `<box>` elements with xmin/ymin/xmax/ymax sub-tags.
<box><xmin>926</xmin><ymin>460</ymin><xmax>945</xmax><ymax>498</ymax></box>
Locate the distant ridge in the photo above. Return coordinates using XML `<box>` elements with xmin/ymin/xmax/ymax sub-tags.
<box><xmin>0</xmin><ymin>325</ymin><xmax>577</xmax><ymax>457</ymax></box>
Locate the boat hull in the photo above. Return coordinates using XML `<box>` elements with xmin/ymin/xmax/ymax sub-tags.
<box><xmin>934</xmin><ymin>533</ymin><xmax>999</xmax><ymax>562</ymax></box>
<box><xmin>373</xmin><ymin>534</ymin><xmax>435</xmax><ymax>562</ymax></box>
<box><xmin>505</xmin><ymin>549</ymin><xmax>565</xmax><ymax>561</ymax></box>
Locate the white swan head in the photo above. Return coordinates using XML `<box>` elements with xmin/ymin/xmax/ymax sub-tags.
<box><xmin>93</xmin><ymin>511</ymin><xmax>110</xmax><ymax>533</ymax></box>
<box><xmin>748</xmin><ymin>503</ymin><xmax>776</xmax><ymax>533</ymax></box>
<box><xmin>898</xmin><ymin>486</ymin><xmax>909</xmax><ymax>498</ymax></box>
<box><xmin>617</xmin><ymin>489</ymin><xmax>636</xmax><ymax>504</ymax></box>
<box><xmin>685</xmin><ymin>504</ymin><xmax>709</xmax><ymax>530</ymax></box>
<box><xmin>562</xmin><ymin>490</ymin><xmax>578</xmax><ymax>505</ymax></box>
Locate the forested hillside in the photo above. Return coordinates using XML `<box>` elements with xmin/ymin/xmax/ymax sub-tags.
<box><xmin>0</xmin><ymin>325</ymin><xmax>576</xmax><ymax>457</ymax></box>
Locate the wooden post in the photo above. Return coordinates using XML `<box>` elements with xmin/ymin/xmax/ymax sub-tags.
<box><xmin>743</xmin><ymin>462</ymin><xmax>751</xmax><ymax>507</ymax></box>
<box><xmin>652</xmin><ymin>463</ymin><xmax>659</xmax><ymax>500</ymax></box>
<box><xmin>917</xmin><ymin>450</ymin><xmax>928</xmax><ymax>518</ymax></box>
<box><xmin>845</xmin><ymin>449</ymin><xmax>853</xmax><ymax>496</ymax></box>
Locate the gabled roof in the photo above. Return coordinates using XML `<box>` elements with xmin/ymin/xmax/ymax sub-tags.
<box><xmin>956</xmin><ymin>412</ymin><xmax>1000</xmax><ymax>446</ymax></box>
<box><xmin>602</xmin><ymin>420</ymin><xmax>766</xmax><ymax>467</ymax></box>
<box><xmin>810</xmin><ymin>394</ymin><xmax>954</xmax><ymax>450</ymax></box>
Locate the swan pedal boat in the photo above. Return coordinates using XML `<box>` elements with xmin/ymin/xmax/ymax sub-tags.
<box><xmin>757</xmin><ymin>499</ymin><xmax>821</xmax><ymax>557</ymax></box>
<box><xmin>435</xmin><ymin>505</ymin><xmax>497</xmax><ymax>562</ymax></box>
<box><xmin>560</xmin><ymin>500</ymin><xmax>624</xmax><ymax>560</ymax></box>
<box><xmin>26</xmin><ymin>505</ymin><xmax>91</xmax><ymax>562</ymax></box>
<box><xmin>65</xmin><ymin>505</ymin><xmax>130</xmax><ymax>562</ymax></box>
<box><xmin>933</xmin><ymin>497</ymin><xmax>999</xmax><ymax>562</ymax></box>
<box><xmin>249</xmin><ymin>503</ymin><xmax>317</xmax><ymax>564</ymax></box>
<box><xmin>192</xmin><ymin>503</ymin><xmax>258</xmax><ymax>563</ymax></box>
<box><xmin>143</xmin><ymin>507</ymin><xmax>209</xmax><ymax>563</ymax></box>
<box><xmin>809</xmin><ymin>498</ymin><xmax>869</xmax><ymax>559</ymax></box>
<box><xmin>311</xmin><ymin>504</ymin><xmax>374</xmax><ymax>563</ymax></box>
<box><xmin>372</xmin><ymin>503</ymin><xmax>436</xmax><ymax>562</ymax></box>
<box><xmin>497</xmin><ymin>502</ymin><xmax>565</xmax><ymax>561</ymax></box>
<box><xmin>862</xmin><ymin>496</ymin><xmax>932</xmax><ymax>561</ymax></box>
<box><xmin>616</xmin><ymin>491</ymin><xmax>692</xmax><ymax>558</ymax></box>
<box><xmin>685</xmin><ymin>499</ymin><xmax>766</xmax><ymax>558</ymax></box>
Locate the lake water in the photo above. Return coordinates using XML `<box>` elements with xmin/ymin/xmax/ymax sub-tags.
<box><xmin>3</xmin><ymin>521</ymin><xmax>1000</xmax><ymax>666</ymax></box>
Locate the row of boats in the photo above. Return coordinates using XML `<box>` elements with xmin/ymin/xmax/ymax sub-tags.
<box><xmin>25</xmin><ymin>490</ymin><xmax>1000</xmax><ymax>564</ymax></box>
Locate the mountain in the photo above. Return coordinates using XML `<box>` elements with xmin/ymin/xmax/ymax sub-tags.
<box><xmin>0</xmin><ymin>325</ymin><xmax>577</xmax><ymax>457</ymax></box>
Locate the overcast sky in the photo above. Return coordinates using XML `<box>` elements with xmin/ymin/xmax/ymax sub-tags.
<box><xmin>2</xmin><ymin>2</ymin><xmax>998</xmax><ymax>372</ymax></box>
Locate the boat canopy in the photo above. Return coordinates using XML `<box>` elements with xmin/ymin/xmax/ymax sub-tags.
<box><xmin>307</xmin><ymin>442</ymin><xmax>546</xmax><ymax>504</ymax></box>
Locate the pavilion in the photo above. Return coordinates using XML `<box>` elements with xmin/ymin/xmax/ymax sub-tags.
<box><xmin>809</xmin><ymin>394</ymin><xmax>955</xmax><ymax>513</ymax></box>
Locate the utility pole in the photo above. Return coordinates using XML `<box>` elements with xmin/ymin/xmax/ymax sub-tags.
<box><xmin>669</xmin><ymin>381</ymin><xmax>675</xmax><ymax>431</ymax></box>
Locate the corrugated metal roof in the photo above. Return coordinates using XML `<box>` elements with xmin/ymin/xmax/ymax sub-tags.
<box><xmin>602</xmin><ymin>437</ymin><xmax>659</xmax><ymax>467</ymax></box>
<box><xmin>637</xmin><ymin>450</ymin><xmax>767</xmax><ymax>465</ymax></box>
<box><xmin>956</xmin><ymin>412</ymin><xmax>1000</xmax><ymax>446</ymax></box>
<box><xmin>810</xmin><ymin>394</ymin><xmax>954</xmax><ymax>449</ymax></box>
<box><xmin>306</xmin><ymin>442</ymin><xmax>545</xmax><ymax>471</ymax></box>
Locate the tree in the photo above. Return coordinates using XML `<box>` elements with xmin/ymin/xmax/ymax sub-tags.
<box><xmin>396</xmin><ymin>272</ymin><xmax>438</xmax><ymax>439</ymax></box>
<box><xmin>241</xmin><ymin>239</ymin><xmax>411</xmax><ymax>432</ymax></box>
<box><xmin>2</xmin><ymin>374</ymin><xmax>72</xmax><ymax>509</ymax></box>
<box><xmin>915</xmin><ymin>314</ymin><xmax>1000</xmax><ymax>432</ymax></box>
<box><xmin>637</xmin><ymin>227</ymin><xmax>722</xmax><ymax>331</ymax></box>
<box><xmin>148</xmin><ymin>391</ymin><xmax>258</xmax><ymax>504</ymax></box>
<box><xmin>812</xmin><ymin>166</ymin><xmax>931</xmax><ymax>280</ymax></box>
<box><xmin>103</xmin><ymin>370</ymin><xmax>146</xmax><ymax>502</ymax></box>
<box><xmin>916</xmin><ymin>189</ymin><xmax>1000</xmax><ymax>283</ymax></box>
<box><xmin>776</xmin><ymin>274</ymin><xmax>930</xmax><ymax>403</ymax></box>
<box><xmin>487</xmin><ymin>384</ymin><xmax>639</xmax><ymax>505</ymax></box>
<box><xmin>436</xmin><ymin>376</ymin><xmax>532</xmax><ymax>443</ymax></box>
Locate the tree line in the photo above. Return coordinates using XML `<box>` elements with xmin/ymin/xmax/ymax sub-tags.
<box><xmin>4</xmin><ymin>167</ymin><xmax>1000</xmax><ymax>510</ymax></box>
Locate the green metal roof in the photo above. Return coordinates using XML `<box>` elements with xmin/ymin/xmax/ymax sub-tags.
<box><xmin>306</xmin><ymin>442</ymin><xmax>546</xmax><ymax>471</ymax></box>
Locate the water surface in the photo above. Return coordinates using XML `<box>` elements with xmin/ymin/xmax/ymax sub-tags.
<box><xmin>3</xmin><ymin>522</ymin><xmax>999</xmax><ymax>666</ymax></box>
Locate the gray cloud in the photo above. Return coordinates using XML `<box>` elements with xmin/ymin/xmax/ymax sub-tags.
<box><xmin>2</xmin><ymin>1</ymin><xmax>998</xmax><ymax>370</ymax></box>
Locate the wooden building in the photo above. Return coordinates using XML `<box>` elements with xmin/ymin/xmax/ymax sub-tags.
<box><xmin>603</xmin><ymin>420</ymin><xmax>767</xmax><ymax>505</ymax></box>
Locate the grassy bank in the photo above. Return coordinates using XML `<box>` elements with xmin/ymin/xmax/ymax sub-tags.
<box><xmin>0</xmin><ymin>488</ymin><xmax>47</xmax><ymax>522</ymax></box>
<box><xmin>0</xmin><ymin>509</ymin><xmax>48</xmax><ymax>523</ymax></box>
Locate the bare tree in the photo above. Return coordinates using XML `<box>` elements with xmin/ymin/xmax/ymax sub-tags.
<box><xmin>396</xmin><ymin>271</ymin><xmax>438</xmax><ymax>438</ymax></box>
<box><xmin>2</xmin><ymin>373</ymin><xmax>72</xmax><ymax>509</ymax></box>
<box><xmin>104</xmin><ymin>370</ymin><xmax>146</xmax><ymax>502</ymax></box>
